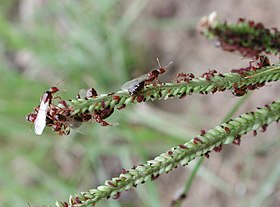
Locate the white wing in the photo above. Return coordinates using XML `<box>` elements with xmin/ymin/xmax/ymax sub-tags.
<box><xmin>121</xmin><ymin>74</ymin><xmax>148</xmax><ymax>91</ymax></box>
<box><xmin>77</xmin><ymin>89</ymin><xmax>87</xmax><ymax>99</ymax></box>
<box><xmin>34</xmin><ymin>99</ymin><xmax>49</xmax><ymax>135</ymax></box>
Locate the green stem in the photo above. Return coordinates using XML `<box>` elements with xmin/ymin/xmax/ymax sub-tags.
<box><xmin>172</xmin><ymin>157</ymin><xmax>204</xmax><ymax>207</ymax></box>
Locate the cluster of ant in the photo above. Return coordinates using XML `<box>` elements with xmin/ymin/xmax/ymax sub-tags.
<box><xmin>231</xmin><ymin>55</ymin><xmax>270</xmax><ymax>96</ymax></box>
<box><xmin>173</xmin><ymin>69</ymin><xmax>228</xmax><ymax>96</ymax></box>
<box><xmin>173</xmin><ymin>72</ymin><xmax>195</xmax><ymax>83</ymax></box>
<box><xmin>26</xmin><ymin>59</ymin><xmax>174</xmax><ymax>136</ymax></box>
<box><xmin>210</xmin><ymin>18</ymin><xmax>280</xmax><ymax>57</ymax></box>
<box><xmin>26</xmin><ymin>87</ymin><xmax>115</xmax><ymax>135</ymax></box>
<box><xmin>26</xmin><ymin>55</ymin><xmax>271</xmax><ymax>135</ymax></box>
<box><xmin>172</xmin><ymin>55</ymin><xmax>271</xmax><ymax>97</ymax></box>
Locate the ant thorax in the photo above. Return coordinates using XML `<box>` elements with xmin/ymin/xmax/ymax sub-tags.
<box><xmin>147</xmin><ymin>70</ymin><xmax>160</xmax><ymax>80</ymax></box>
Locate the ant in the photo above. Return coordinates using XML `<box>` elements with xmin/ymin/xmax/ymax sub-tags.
<box><xmin>76</xmin><ymin>87</ymin><xmax>98</xmax><ymax>99</ymax></box>
<box><xmin>86</xmin><ymin>88</ymin><xmax>98</xmax><ymax>98</ymax></box>
<box><xmin>174</xmin><ymin>72</ymin><xmax>195</xmax><ymax>83</ymax></box>
<box><xmin>54</xmin><ymin>114</ymin><xmax>83</xmax><ymax>129</ymax></box>
<box><xmin>26</xmin><ymin>106</ymin><xmax>39</xmax><ymax>123</ymax></box>
<box><xmin>231</xmin><ymin>83</ymin><xmax>248</xmax><ymax>97</ymax></box>
<box><xmin>121</xmin><ymin>58</ymin><xmax>173</xmax><ymax>95</ymax></box>
<box><xmin>27</xmin><ymin>86</ymin><xmax>75</xmax><ymax>136</ymax></box>
<box><xmin>93</xmin><ymin>106</ymin><xmax>116</xmax><ymax>126</ymax></box>
<box><xmin>33</xmin><ymin>87</ymin><xmax>60</xmax><ymax>135</ymax></box>
<box><xmin>201</xmin><ymin>69</ymin><xmax>217</xmax><ymax>81</ymax></box>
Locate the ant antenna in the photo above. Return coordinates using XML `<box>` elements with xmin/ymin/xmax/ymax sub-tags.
<box><xmin>53</xmin><ymin>79</ymin><xmax>68</xmax><ymax>92</ymax></box>
<box><xmin>55</xmin><ymin>79</ymin><xmax>65</xmax><ymax>86</ymax></box>
<box><xmin>156</xmin><ymin>58</ymin><xmax>162</xmax><ymax>68</ymax></box>
<box><xmin>156</xmin><ymin>58</ymin><xmax>173</xmax><ymax>69</ymax></box>
<box><xmin>165</xmin><ymin>61</ymin><xmax>174</xmax><ymax>69</ymax></box>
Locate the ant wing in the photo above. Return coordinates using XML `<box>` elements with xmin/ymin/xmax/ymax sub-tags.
<box><xmin>34</xmin><ymin>100</ymin><xmax>49</xmax><ymax>135</ymax></box>
<box><xmin>77</xmin><ymin>89</ymin><xmax>87</xmax><ymax>99</ymax></box>
<box><xmin>108</xmin><ymin>122</ymin><xmax>119</xmax><ymax>127</ymax></box>
<box><xmin>69</xmin><ymin>121</ymin><xmax>88</xmax><ymax>135</ymax></box>
<box><xmin>66</xmin><ymin>116</ymin><xmax>83</xmax><ymax>129</ymax></box>
<box><xmin>77</xmin><ymin>88</ymin><xmax>98</xmax><ymax>99</ymax></box>
<box><xmin>121</xmin><ymin>74</ymin><xmax>148</xmax><ymax>91</ymax></box>
<box><xmin>70</xmin><ymin>120</ymin><xmax>119</xmax><ymax>135</ymax></box>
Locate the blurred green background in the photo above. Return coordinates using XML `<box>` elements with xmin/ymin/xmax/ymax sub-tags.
<box><xmin>1</xmin><ymin>1</ymin><xmax>280</xmax><ymax>207</ymax></box>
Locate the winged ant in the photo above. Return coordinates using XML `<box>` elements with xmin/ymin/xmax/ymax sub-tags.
<box><xmin>121</xmin><ymin>58</ymin><xmax>173</xmax><ymax>95</ymax></box>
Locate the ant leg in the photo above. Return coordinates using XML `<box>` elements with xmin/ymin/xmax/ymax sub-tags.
<box><xmin>93</xmin><ymin>114</ymin><xmax>111</xmax><ymax>126</ymax></box>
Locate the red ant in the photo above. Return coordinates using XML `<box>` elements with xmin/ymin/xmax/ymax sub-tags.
<box><xmin>201</xmin><ymin>69</ymin><xmax>217</xmax><ymax>81</ymax></box>
<box><xmin>93</xmin><ymin>106</ymin><xmax>115</xmax><ymax>126</ymax></box>
<box><xmin>76</xmin><ymin>87</ymin><xmax>98</xmax><ymax>99</ymax></box>
<box><xmin>52</xmin><ymin>121</ymin><xmax>70</xmax><ymax>136</ymax></box>
<box><xmin>28</xmin><ymin>84</ymin><xmax>119</xmax><ymax>135</ymax></box>
<box><xmin>28</xmin><ymin>86</ymin><xmax>79</xmax><ymax>135</ymax></box>
<box><xmin>33</xmin><ymin>87</ymin><xmax>60</xmax><ymax>135</ymax></box>
<box><xmin>231</xmin><ymin>83</ymin><xmax>248</xmax><ymax>97</ymax></box>
<box><xmin>174</xmin><ymin>72</ymin><xmax>195</xmax><ymax>83</ymax></box>
<box><xmin>26</xmin><ymin>106</ymin><xmax>39</xmax><ymax>123</ymax></box>
<box><xmin>249</xmin><ymin>55</ymin><xmax>270</xmax><ymax>71</ymax></box>
<box><xmin>54</xmin><ymin>114</ymin><xmax>83</xmax><ymax>129</ymax></box>
<box><xmin>86</xmin><ymin>88</ymin><xmax>98</xmax><ymax>98</ymax></box>
<box><xmin>121</xmin><ymin>58</ymin><xmax>173</xmax><ymax>95</ymax></box>
<box><xmin>41</xmin><ymin>103</ymin><xmax>71</xmax><ymax>135</ymax></box>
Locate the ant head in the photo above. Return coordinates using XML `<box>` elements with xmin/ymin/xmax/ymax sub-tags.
<box><xmin>26</xmin><ymin>113</ymin><xmax>37</xmax><ymax>122</ymax></box>
<box><xmin>156</xmin><ymin>58</ymin><xmax>173</xmax><ymax>74</ymax></box>
<box><xmin>50</xmin><ymin>79</ymin><xmax>67</xmax><ymax>93</ymax></box>
<box><xmin>158</xmin><ymin>68</ymin><xmax>165</xmax><ymax>74</ymax></box>
<box><xmin>50</xmin><ymin>87</ymin><xmax>59</xmax><ymax>93</ymax></box>
<box><xmin>58</xmin><ymin>100</ymin><xmax>68</xmax><ymax>108</ymax></box>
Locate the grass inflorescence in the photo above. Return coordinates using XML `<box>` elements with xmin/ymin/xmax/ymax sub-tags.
<box><xmin>23</xmin><ymin>11</ymin><xmax>280</xmax><ymax>207</ymax></box>
<box><xmin>56</xmin><ymin>100</ymin><xmax>280</xmax><ymax>207</ymax></box>
<box><xmin>26</xmin><ymin>62</ymin><xmax>280</xmax><ymax>136</ymax></box>
<box><xmin>198</xmin><ymin>12</ymin><xmax>280</xmax><ymax>57</ymax></box>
